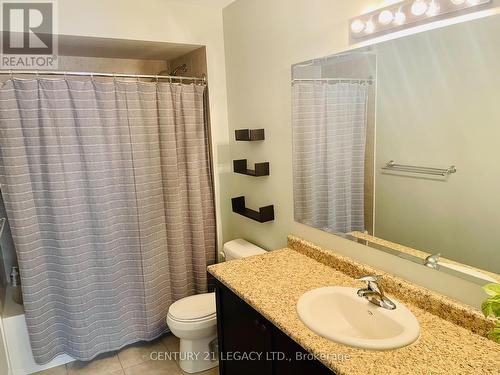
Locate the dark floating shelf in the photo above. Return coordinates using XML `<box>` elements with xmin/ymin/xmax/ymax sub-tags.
<box><xmin>232</xmin><ymin>196</ymin><xmax>274</xmax><ymax>223</ymax></box>
<box><xmin>233</xmin><ymin>159</ymin><xmax>270</xmax><ymax>177</ymax></box>
<box><xmin>235</xmin><ymin>129</ymin><xmax>265</xmax><ymax>141</ymax></box>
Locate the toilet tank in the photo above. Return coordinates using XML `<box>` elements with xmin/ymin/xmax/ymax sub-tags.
<box><xmin>222</xmin><ymin>239</ymin><xmax>266</xmax><ymax>261</ymax></box>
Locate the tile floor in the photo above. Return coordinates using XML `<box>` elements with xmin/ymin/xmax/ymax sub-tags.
<box><xmin>34</xmin><ymin>335</ymin><xmax>219</xmax><ymax>375</ymax></box>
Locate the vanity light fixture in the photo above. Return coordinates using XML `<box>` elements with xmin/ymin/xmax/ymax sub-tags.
<box><xmin>411</xmin><ymin>0</ymin><xmax>428</xmax><ymax>16</ymax></box>
<box><xmin>349</xmin><ymin>0</ymin><xmax>491</xmax><ymax>42</ymax></box>
<box><xmin>426</xmin><ymin>0</ymin><xmax>441</xmax><ymax>16</ymax></box>
<box><xmin>394</xmin><ymin>8</ymin><xmax>407</xmax><ymax>24</ymax></box>
<box><xmin>378</xmin><ymin>10</ymin><xmax>395</xmax><ymax>25</ymax></box>
<box><xmin>351</xmin><ymin>19</ymin><xmax>365</xmax><ymax>33</ymax></box>
<box><xmin>365</xmin><ymin>18</ymin><xmax>376</xmax><ymax>33</ymax></box>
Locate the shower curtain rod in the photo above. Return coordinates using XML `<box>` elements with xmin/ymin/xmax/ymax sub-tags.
<box><xmin>0</xmin><ymin>70</ymin><xmax>207</xmax><ymax>83</ymax></box>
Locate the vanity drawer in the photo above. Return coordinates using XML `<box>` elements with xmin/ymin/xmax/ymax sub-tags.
<box><xmin>215</xmin><ymin>281</ymin><xmax>333</xmax><ymax>375</ymax></box>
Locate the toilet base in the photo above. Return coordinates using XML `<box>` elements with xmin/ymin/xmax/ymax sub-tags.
<box><xmin>178</xmin><ymin>333</ymin><xmax>219</xmax><ymax>373</ymax></box>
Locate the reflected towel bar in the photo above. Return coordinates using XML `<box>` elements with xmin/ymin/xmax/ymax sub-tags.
<box><xmin>382</xmin><ymin>160</ymin><xmax>457</xmax><ymax>177</ymax></box>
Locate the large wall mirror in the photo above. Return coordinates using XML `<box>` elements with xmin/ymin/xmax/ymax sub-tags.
<box><xmin>291</xmin><ymin>14</ymin><xmax>500</xmax><ymax>285</ymax></box>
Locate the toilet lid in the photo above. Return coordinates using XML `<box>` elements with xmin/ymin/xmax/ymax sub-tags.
<box><xmin>168</xmin><ymin>292</ymin><xmax>216</xmax><ymax>321</ymax></box>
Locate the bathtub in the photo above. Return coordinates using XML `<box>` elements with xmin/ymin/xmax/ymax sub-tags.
<box><xmin>2</xmin><ymin>286</ymin><xmax>74</xmax><ymax>375</ymax></box>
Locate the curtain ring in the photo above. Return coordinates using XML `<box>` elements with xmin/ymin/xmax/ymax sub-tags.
<box><xmin>155</xmin><ymin>75</ymin><xmax>159</xmax><ymax>83</ymax></box>
<box><xmin>179</xmin><ymin>77</ymin><xmax>183</xmax><ymax>85</ymax></box>
<box><xmin>113</xmin><ymin>73</ymin><xmax>116</xmax><ymax>83</ymax></box>
<box><xmin>9</xmin><ymin>70</ymin><xmax>13</xmax><ymax>80</ymax></box>
<box><xmin>90</xmin><ymin>73</ymin><xmax>94</xmax><ymax>81</ymax></box>
<box><xmin>63</xmin><ymin>71</ymin><xmax>67</xmax><ymax>80</ymax></box>
<box><xmin>169</xmin><ymin>77</ymin><xmax>172</xmax><ymax>84</ymax></box>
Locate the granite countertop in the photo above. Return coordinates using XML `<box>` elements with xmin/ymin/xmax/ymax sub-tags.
<box><xmin>208</xmin><ymin>246</ymin><xmax>500</xmax><ymax>375</ymax></box>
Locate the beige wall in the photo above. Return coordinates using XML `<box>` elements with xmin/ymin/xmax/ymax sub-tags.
<box><xmin>57</xmin><ymin>0</ymin><xmax>231</xmax><ymax>252</ymax></box>
<box><xmin>374</xmin><ymin>15</ymin><xmax>500</xmax><ymax>273</ymax></box>
<box><xmin>222</xmin><ymin>0</ymin><xmax>500</xmax><ymax>308</ymax></box>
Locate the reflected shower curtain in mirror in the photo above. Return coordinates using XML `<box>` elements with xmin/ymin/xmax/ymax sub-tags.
<box><xmin>293</xmin><ymin>82</ymin><xmax>368</xmax><ymax>234</ymax></box>
<box><xmin>0</xmin><ymin>79</ymin><xmax>215</xmax><ymax>363</ymax></box>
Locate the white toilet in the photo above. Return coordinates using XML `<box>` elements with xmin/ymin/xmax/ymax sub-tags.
<box><xmin>166</xmin><ymin>239</ymin><xmax>266</xmax><ymax>373</ymax></box>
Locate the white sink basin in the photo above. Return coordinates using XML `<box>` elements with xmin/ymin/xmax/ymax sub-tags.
<box><xmin>297</xmin><ymin>287</ymin><xmax>420</xmax><ymax>350</ymax></box>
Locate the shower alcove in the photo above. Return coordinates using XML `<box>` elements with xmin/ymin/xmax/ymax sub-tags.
<box><xmin>0</xmin><ymin>34</ymin><xmax>209</xmax><ymax>375</ymax></box>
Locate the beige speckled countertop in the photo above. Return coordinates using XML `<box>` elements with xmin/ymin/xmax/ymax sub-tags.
<box><xmin>208</xmin><ymin>244</ymin><xmax>500</xmax><ymax>375</ymax></box>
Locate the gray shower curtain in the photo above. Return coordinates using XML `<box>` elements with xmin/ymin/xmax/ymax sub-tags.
<box><xmin>0</xmin><ymin>78</ymin><xmax>215</xmax><ymax>363</ymax></box>
<box><xmin>293</xmin><ymin>81</ymin><xmax>368</xmax><ymax>234</ymax></box>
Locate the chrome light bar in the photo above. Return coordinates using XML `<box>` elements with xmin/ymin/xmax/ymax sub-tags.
<box><xmin>349</xmin><ymin>0</ymin><xmax>492</xmax><ymax>42</ymax></box>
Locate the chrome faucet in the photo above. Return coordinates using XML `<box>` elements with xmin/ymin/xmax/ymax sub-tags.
<box><xmin>356</xmin><ymin>275</ymin><xmax>396</xmax><ymax>310</ymax></box>
<box><xmin>424</xmin><ymin>253</ymin><xmax>441</xmax><ymax>269</ymax></box>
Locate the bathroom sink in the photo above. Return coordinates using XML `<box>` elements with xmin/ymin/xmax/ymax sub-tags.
<box><xmin>297</xmin><ymin>287</ymin><xmax>420</xmax><ymax>350</ymax></box>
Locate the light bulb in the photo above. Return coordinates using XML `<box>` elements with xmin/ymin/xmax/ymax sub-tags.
<box><xmin>427</xmin><ymin>0</ymin><xmax>440</xmax><ymax>16</ymax></box>
<box><xmin>394</xmin><ymin>9</ymin><xmax>407</xmax><ymax>25</ymax></box>
<box><xmin>450</xmin><ymin>0</ymin><xmax>466</xmax><ymax>4</ymax></box>
<box><xmin>411</xmin><ymin>0</ymin><xmax>428</xmax><ymax>16</ymax></box>
<box><xmin>365</xmin><ymin>18</ymin><xmax>375</xmax><ymax>34</ymax></box>
<box><xmin>378</xmin><ymin>10</ymin><xmax>394</xmax><ymax>25</ymax></box>
<box><xmin>351</xmin><ymin>19</ymin><xmax>365</xmax><ymax>33</ymax></box>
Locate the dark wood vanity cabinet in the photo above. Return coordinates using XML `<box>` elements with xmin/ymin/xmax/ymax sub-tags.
<box><xmin>215</xmin><ymin>281</ymin><xmax>334</xmax><ymax>375</ymax></box>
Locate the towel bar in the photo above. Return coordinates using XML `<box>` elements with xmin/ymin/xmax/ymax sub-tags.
<box><xmin>382</xmin><ymin>160</ymin><xmax>457</xmax><ymax>177</ymax></box>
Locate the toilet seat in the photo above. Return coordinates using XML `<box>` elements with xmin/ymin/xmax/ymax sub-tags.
<box><xmin>167</xmin><ymin>313</ymin><xmax>216</xmax><ymax>336</ymax></box>
<box><xmin>167</xmin><ymin>312</ymin><xmax>216</xmax><ymax>323</ymax></box>
<box><xmin>168</xmin><ymin>292</ymin><xmax>216</xmax><ymax>322</ymax></box>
